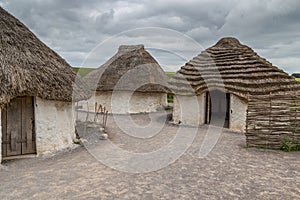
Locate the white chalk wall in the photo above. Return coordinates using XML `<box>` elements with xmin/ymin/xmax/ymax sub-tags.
<box><xmin>172</xmin><ymin>94</ymin><xmax>205</xmax><ymax>126</ymax></box>
<box><xmin>35</xmin><ymin>97</ymin><xmax>75</xmax><ymax>155</ymax></box>
<box><xmin>80</xmin><ymin>91</ymin><xmax>167</xmax><ymax>114</ymax></box>
<box><xmin>230</xmin><ymin>94</ymin><xmax>248</xmax><ymax>132</ymax></box>
<box><xmin>173</xmin><ymin>93</ymin><xmax>247</xmax><ymax>132</ymax></box>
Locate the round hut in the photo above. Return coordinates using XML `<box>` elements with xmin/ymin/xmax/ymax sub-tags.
<box><xmin>0</xmin><ymin>7</ymin><xmax>90</xmax><ymax>161</ymax></box>
<box><xmin>169</xmin><ymin>37</ymin><xmax>300</xmax><ymax>132</ymax></box>
<box><xmin>83</xmin><ymin>45</ymin><xmax>169</xmax><ymax>114</ymax></box>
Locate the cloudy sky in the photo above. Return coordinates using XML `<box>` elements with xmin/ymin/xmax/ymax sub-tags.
<box><xmin>1</xmin><ymin>0</ymin><xmax>300</xmax><ymax>73</ymax></box>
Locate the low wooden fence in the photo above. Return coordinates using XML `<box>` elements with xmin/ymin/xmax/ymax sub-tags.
<box><xmin>246</xmin><ymin>93</ymin><xmax>300</xmax><ymax>149</ymax></box>
<box><xmin>75</xmin><ymin>102</ymin><xmax>108</xmax><ymax>128</ymax></box>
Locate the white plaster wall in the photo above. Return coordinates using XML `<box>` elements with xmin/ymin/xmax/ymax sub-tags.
<box><xmin>79</xmin><ymin>91</ymin><xmax>167</xmax><ymax>114</ymax></box>
<box><xmin>95</xmin><ymin>91</ymin><xmax>112</xmax><ymax>112</ymax></box>
<box><xmin>78</xmin><ymin>91</ymin><xmax>110</xmax><ymax>113</ymax></box>
<box><xmin>128</xmin><ymin>92</ymin><xmax>167</xmax><ymax>113</ymax></box>
<box><xmin>172</xmin><ymin>94</ymin><xmax>204</xmax><ymax>126</ymax></box>
<box><xmin>230</xmin><ymin>94</ymin><xmax>248</xmax><ymax>132</ymax></box>
<box><xmin>35</xmin><ymin>97</ymin><xmax>75</xmax><ymax>155</ymax></box>
<box><xmin>198</xmin><ymin>94</ymin><xmax>206</xmax><ymax>125</ymax></box>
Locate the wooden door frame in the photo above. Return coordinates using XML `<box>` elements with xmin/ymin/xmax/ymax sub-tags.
<box><xmin>205</xmin><ymin>92</ymin><xmax>211</xmax><ymax>124</ymax></box>
<box><xmin>1</xmin><ymin>96</ymin><xmax>36</xmax><ymax>159</ymax></box>
<box><xmin>226</xmin><ymin>93</ymin><xmax>231</xmax><ymax>128</ymax></box>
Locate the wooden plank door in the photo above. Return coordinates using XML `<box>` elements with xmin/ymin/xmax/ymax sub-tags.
<box><xmin>1</xmin><ymin>97</ymin><xmax>36</xmax><ymax>158</ymax></box>
<box><xmin>21</xmin><ymin>97</ymin><xmax>36</xmax><ymax>154</ymax></box>
<box><xmin>1</xmin><ymin>106</ymin><xmax>7</xmax><ymax>157</ymax></box>
<box><xmin>6</xmin><ymin>97</ymin><xmax>22</xmax><ymax>156</ymax></box>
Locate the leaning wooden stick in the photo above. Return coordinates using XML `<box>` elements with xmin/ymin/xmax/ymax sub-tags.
<box><xmin>94</xmin><ymin>102</ymin><xmax>98</xmax><ymax>122</ymax></box>
<box><xmin>85</xmin><ymin>102</ymin><xmax>89</xmax><ymax>122</ymax></box>
<box><xmin>102</xmin><ymin>107</ymin><xmax>106</xmax><ymax>126</ymax></box>
<box><xmin>103</xmin><ymin>110</ymin><xmax>108</xmax><ymax>128</ymax></box>
<box><xmin>76</xmin><ymin>102</ymin><xmax>79</xmax><ymax>121</ymax></box>
<box><xmin>95</xmin><ymin>104</ymin><xmax>102</xmax><ymax>122</ymax></box>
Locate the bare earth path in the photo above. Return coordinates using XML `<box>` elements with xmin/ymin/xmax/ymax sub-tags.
<box><xmin>0</xmin><ymin>112</ymin><xmax>300</xmax><ymax>199</ymax></box>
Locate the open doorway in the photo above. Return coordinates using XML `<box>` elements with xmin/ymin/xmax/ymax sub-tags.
<box><xmin>205</xmin><ymin>90</ymin><xmax>230</xmax><ymax>128</ymax></box>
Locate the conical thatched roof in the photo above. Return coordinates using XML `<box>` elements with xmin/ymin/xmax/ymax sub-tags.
<box><xmin>0</xmin><ymin>7</ymin><xmax>90</xmax><ymax>106</ymax></box>
<box><xmin>169</xmin><ymin>37</ymin><xmax>300</xmax><ymax>99</ymax></box>
<box><xmin>84</xmin><ymin>45</ymin><xmax>170</xmax><ymax>93</ymax></box>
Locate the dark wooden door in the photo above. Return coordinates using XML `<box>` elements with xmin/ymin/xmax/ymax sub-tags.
<box><xmin>1</xmin><ymin>97</ymin><xmax>36</xmax><ymax>157</ymax></box>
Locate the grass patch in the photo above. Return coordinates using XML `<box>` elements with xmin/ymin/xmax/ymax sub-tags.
<box><xmin>280</xmin><ymin>137</ymin><xmax>300</xmax><ymax>152</ymax></box>
<box><xmin>74</xmin><ymin>69</ymin><xmax>176</xmax><ymax>79</ymax></box>
<box><xmin>167</xmin><ymin>94</ymin><xmax>174</xmax><ymax>103</ymax></box>
<box><xmin>296</xmin><ymin>78</ymin><xmax>300</xmax><ymax>82</ymax></box>
<box><xmin>165</xmin><ymin>72</ymin><xmax>176</xmax><ymax>79</ymax></box>
<box><xmin>165</xmin><ymin>72</ymin><xmax>175</xmax><ymax>103</ymax></box>
<box><xmin>73</xmin><ymin>67</ymin><xmax>96</xmax><ymax>77</ymax></box>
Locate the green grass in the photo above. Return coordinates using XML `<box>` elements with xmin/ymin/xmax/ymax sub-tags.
<box><xmin>280</xmin><ymin>137</ymin><xmax>300</xmax><ymax>152</ymax></box>
<box><xmin>165</xmin><ymin>72</ymin><xmax>175</xmax><ymax>103</ymax></box>
<box><xmin>296</xmin><ymin>78</ymin><xmax>300</xmax><ymax>82</ymax></box>
<box><xmin>167</xmin><ymin>94</ymin><xmax>174</xmax><ymax>103</ymax></box>
<box><xmin>73</xmin><ymin>67</ymin><xmax>96</xmax><ymax>77</ymax></box>
<box><xmin>165</xmin><ymin>72</ymin><xmax>176</xmax><ymax>79</ymax></box>
<box><xmin>74</xmin><ymin>68</ymin><xmax>176</xmax><ymax>79</ymax></box>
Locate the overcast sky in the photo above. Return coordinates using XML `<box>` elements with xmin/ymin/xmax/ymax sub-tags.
<box><xmin>1</xmin><ymin>0</ymin><xmax>299</xmax><ymax>73</ymax></box>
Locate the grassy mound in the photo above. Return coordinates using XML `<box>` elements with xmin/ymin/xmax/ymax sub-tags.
<box><xmin>73</xmin><ymin>67</ymin><xmax>96</xmax><ymax>77</ymax></box>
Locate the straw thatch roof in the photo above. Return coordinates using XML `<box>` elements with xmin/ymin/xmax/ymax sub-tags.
<box><xmin>84</xmin><ymin>45</ymin><xmax>170</xmax><ymax>93</ymax></box>
<box><xmin>0</xmin><ymin>7</ymin><xmax>90</xmax><ymax>106</ymax></box>
<box><xmin>169</xmin><ymin>37</ymin><xmax>300</xmax><ymax>99</ymax></box>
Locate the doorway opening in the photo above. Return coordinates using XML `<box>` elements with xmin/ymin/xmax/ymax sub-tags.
<box><xmin>205</xmin><ymin>90</ymin><xmax>230</xmax><ymax>128</ymax></box>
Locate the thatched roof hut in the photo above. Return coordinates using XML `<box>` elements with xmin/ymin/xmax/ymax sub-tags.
<box><xmin>0</xmin><ymin>7</ymin><xmax>89</xmax><ymax>161</ymax></box>
<box><xmin>84</xmin><ymin>45</ymin><xmax>169</xmax><ymax>93</ymax></box>
<box><xmin>83</xmin><ymin>45</ymin><xmax>169</xmax><ymax>113</ymax></box>
<box><xmin>169</xmin><ymin>37</ymin><xmax>300</xmax><ymax>99</ymax></box>
<box><xmin>169</xmin><ymin>37</ymin><xmax>300</xmax><ymax>135</ymax></box>
<box><xmin>0</xmin><ymin>6</ymin><xmax>90</xmax><ymax>106</ymax></box>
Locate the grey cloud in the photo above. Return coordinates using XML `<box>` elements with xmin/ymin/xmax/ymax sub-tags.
<box><xmin>0</xmin><ymin>0</ymin><xmax>299</xmax><ymax>73</ymax></box>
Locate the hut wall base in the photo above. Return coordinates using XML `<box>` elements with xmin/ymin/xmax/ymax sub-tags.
<box><xmin>35</xmin><ymin>98</ymin><xmax>75</xmax><ymax>155</ymax></box>
<box><xmin>172</xmin><ymin>95</ymin><xmax>203</xmax><ymax>125</ymax></box>
<box><xmin>80</xmin><ymin>91</ymin><xmax>167</xmax><ymax>114</ymax></box>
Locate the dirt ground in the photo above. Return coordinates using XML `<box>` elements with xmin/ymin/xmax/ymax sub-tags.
<box><xmin>0</xmin><ymin>112</ymin><xmax>300</xmax><ymax>199</ymax></box>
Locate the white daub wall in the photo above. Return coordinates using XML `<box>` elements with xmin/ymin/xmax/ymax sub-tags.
<box><xmin>172</xmin><ymin>94</ymin><xmax>205</xmax><ymax>126</ymax></box>
<box><xmin>80</xmin><ymin>91</ymin><xmax>167</xmax><ymax>114</ymax></box>
<box><xmin>172</xmin><ymin>93</ymin><xmax>248</xmax><ymax>132</ymax></box>
<box><xmin>230</xmin><ymin>94</ymin><xmax>248</xmax><ymax>132</ymax></box>
<box><xmin>35</xmin><ymin>97</ymin><xmax>76</xmax><ymax>155</ymax></box>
